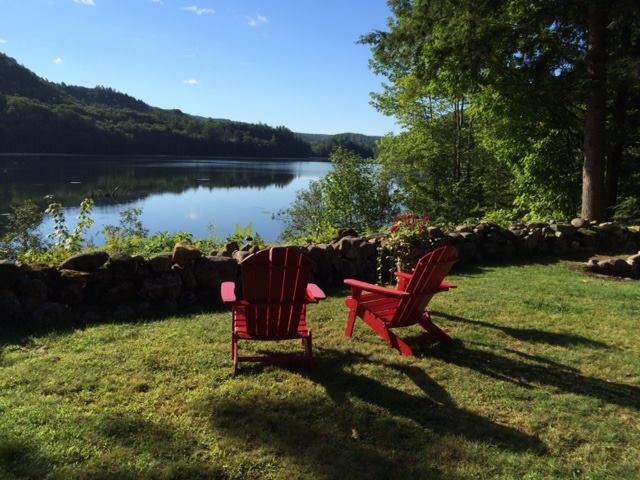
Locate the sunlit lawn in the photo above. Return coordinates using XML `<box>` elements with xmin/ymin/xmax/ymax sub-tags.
<box><xmin>1</xmin><ymin>261</ymin><xmax>639</xmax><ymax>479</ymax></box>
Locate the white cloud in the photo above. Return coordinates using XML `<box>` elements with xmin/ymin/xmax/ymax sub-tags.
<box><xmin>73</xmin><ymin>0</ymin><xmax>96</xmax><ymax>6</ymax></box>
<box><xmin>183</xmin><ymin>79</ymin><xmax>199</xmax><ymax>85</ymax></box>
<box><xmin>183</xmin><ymin>5</ymin><xmax>215</xmax><ymax>16</ymax></box>
<box><xmin>53</xmin><ymin>57</ymin><xmax>64</xmax><ymax>64</ymax></box>
<box><xmin>247</xmin><ymin>14</ymin><xmax>268</xmax><ymax>27</ymax></box>
<box><xmin>151</xmin><ymin>0</ymin><xmax>162</xmax><ymax>3</ymax></box>
<box><xmin>0</xmin><ymin>38</ymin><xmax>6</xmax><ymax>44</ymax></box>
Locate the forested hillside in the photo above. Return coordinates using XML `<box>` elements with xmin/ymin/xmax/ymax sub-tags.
<box><xmin>295</xmin><ymin>132</ymin><xmax>380</xmax><ymax>157</ymax></box>
<box><xmin>0</xmin><ymin>53</ymin><xmax>312</xmax><ymax>157</ymax></box>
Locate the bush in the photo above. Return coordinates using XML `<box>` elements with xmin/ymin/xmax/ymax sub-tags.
<box><xmin>279</xmin><ymin>147</ymin><xmax>399</xmax><ymax>242</ymax></box>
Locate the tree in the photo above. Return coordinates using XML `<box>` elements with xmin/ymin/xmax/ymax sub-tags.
<box><xmin>279</xmin><ymin>147</ymin><xmax>399</xmax><ymax>241</ymax></box>
<box><xmin>363</xmin><ymin>0</ymin><xmax>640</xmax><ymax>221</ymax></box>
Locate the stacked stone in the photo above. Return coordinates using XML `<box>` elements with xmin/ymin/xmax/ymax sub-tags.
<box><xmin>0</xmin><ymin>244</ymin><xmax>239</xmax><ymax>333</ymax></box>
<box><xmin>585</xmin><ymin>251</ymin><xmax>640</xmax><ymax>279</ymax></box>
<box><xmin>1</xmin><ymin>219</ymin><xmax>638</xmax><ymax>333</ymax></box>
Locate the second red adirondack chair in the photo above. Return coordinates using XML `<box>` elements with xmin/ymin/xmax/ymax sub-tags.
<box><xmin>221</xmin><ymin>247</ymin><xmax>326</xmax><ymax>374</ymax></box>
<box><xmin>344</xmin><ymin>245</ymin><xmax>458</xmax><ymax>356</ymax></box>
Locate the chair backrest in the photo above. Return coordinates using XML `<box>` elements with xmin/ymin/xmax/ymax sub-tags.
<box><xmin>391</xmin><ymin>246</ymin><xmax>458</xmax><ymax>326</ymax></box>
<box><xmin>239</xmin><ymin>247</ymin><xmax>313</xmax><ymax>339</ymax></box>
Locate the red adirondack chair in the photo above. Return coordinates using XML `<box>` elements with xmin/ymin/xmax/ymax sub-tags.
<box><xmin>344</xmin><ymin>245</ymin><xmax>458</xmax><ymax>356</ymax></box>
<box><xmin>221</xmin><ymin>247</ymin><xmax>326</xmax><ymax>374</ymax></box>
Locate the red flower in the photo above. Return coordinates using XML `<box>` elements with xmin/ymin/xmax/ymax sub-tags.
<box><xmin>390</xmin><ymin>225</ymin><xmax>399</xmax><ymax>233</ymax></box>
<box><xmin>423</xmin><ymin>215</ymin><xmax>431</xmax><ymax>221</ymax></box>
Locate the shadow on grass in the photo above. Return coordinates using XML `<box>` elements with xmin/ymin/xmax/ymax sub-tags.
<box><xmin>431</xmin><ymin>310</ymin><xmax>611</xmax><ymax>349</ymax></box>
<box><xmin>207</xmin><ymin>349</ymin><xmax>546</xmax><ymax>480</ymax></box>
<box><xmin>0</xmin><ymin>433</ymin><xmax>50</xmax><ymax>479</ymax></box>
<box><xmin>424</xmin><ymin>341</ymin><xmax>640</xmax><ymax>410</ymax></box>
<box><xmin>0</xmin><ymin>303</ymin><xmax>228</xmax><ymax>349</ymax></box>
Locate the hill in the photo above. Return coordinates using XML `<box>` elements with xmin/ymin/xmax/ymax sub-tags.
<box><xmin>295</xmin><ymin>131</ymin><xmax>380</xmax><ymax>158</ymax></box>
<box><xmin>0</xmin><ymin>52</ymin><xmax>312</xmax><ymax>157</ymax></box>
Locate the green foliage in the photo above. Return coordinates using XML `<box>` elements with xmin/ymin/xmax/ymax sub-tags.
<box><xmin>103</xmin><ymin>208</ymin><xmax>149</xmax><ymax>253</ymax></box>
<box><xmin>376</xmin><ymin>113</ymin><xmax>514</xmax><ymax>224</ymax></box>
<box><xmin>225</xmin><ymin>224</ymin><xmax>265</xmax><ymax>248</ymax></box>
<box><xmin>0</xmin><ymin>199</ymin><xmax>45</xmax><ymax>259</ymax></box>
<box><xmin>361</xmin><ymin>0</ymin><xmax>640</xmax><ymax>222</ymax></box>
<box><xmin>480</xmin><ymin>209</ymin><xmax>518</xmax><ymax>227</ymax></box>
<box><xmin>613</xmin><ymin>196</ymin><xmax>640</xmax><ymax>225</ymax></box>
<box><xmin>279</xmin><ymin>147</ymin><xmax>399</xmax><ymax>242</ymax></box>
<box><xmin>45</xmin><ymin>197</ymin><xmax>95</xmax><ymax>253</ymax></box>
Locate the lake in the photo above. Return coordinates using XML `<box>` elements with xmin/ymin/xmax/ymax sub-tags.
<box><xmin>0</xmin><ymin>155</ymin><xmax>332</xmax><ymax>243</ymax></box>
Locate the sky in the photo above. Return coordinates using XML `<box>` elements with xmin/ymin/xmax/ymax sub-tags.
<box><xmin>0</xmin><ymin>0</ymin><xmax>398</xmax><ymax>136</ymax></box>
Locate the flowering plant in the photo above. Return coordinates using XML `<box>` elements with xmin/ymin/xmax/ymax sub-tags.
<box><xmin>378</xmin><ymin>213</ymin><xmax>438</xmax><ymax>281</ymax></box>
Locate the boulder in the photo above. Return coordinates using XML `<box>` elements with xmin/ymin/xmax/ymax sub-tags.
<box><xmin>527</xmin><ymin>222</ymin><xmax>549</xmax><ymax>230</ymax></box>
<box><xmin>59</xmin><ymin>269</ymin><xmax>93</xmax><ymax>285</ymax></box>
<box><xmin>103</xmin><ymin>282</ymin><xmax>139</xmax><ymax>305</ymax></box>
<box><xmin>177</xmin><ymin>265</ymin><xmax>197</xmax><ymax>290</ymax></box>
<box><xmin>61</xmin><ymin>251</ymin><xmax>109</xmax><ymax>271</ymax></box>
<box><xmin>571</xmin><ymin>218</ymin><xmax>588</xmax><ymax>228</ymax></box>
<box><xmin>193</xmin><ymin>256</ymin><xmax>238</xmax><ymax>289</ymax></box>
<box><xmin>17</xmin><ymin>278</ymin><xmax>48</xmax><ymax>312</ymax></box>
<box><xmin>0</xmin><ymin>289</ymin><xmax>24</xmax><ymax>325</ymax></box>
<box><xmin>334</xmin><ymin>228</ymin><xmax>358</xmax><ymax>241</ymax></box>
<box><xmin>551</xmin><ymin>237</ymin><xmax>568</xmax><ymax>255</ymax></box>
<box><xmin>612</xmin><ymin>258</ymin><xmax>631</xmax><ymax>277</ymax></box>
<box><xmin>108</xmin><ymin>252</ymin><xmax>138</xmax><ymax>275</ymax></box>
<box><xmin>455</xmin><ymin>225</ymin><xmax>473</xmax><ymax>233</ymax></box>
<box><xmin>457</xmin><ymin>242</ymin><xmax>477</xmax><ymax>263</ymax></box>
<box><xmin>459</xmin><ymin>232</ymin><xmax>478</xmax><ymax>242</ymax></box>
<box><xmin>232</xmin><ymin>250</ymin><xmax>252</xmax><ymax>263</ymax></box>
<box><xmin>112</xmin><ymin>304</ymin><xmax>136</xmax><ymax>322</ymax></box>
<box><xmin>172</xmin><ymin>243</ymin><xmax>201</xmax><ymax>267</ymax></box>
<box><xmin>149</xmin><ymin>253</ymin><xmax>173</xmax><ymax>273</ymax></box>
<box><xmin>359</xmin><ymin>241</ymin><xmax>378</xmax><ymax>259</ymax></box>
<box><xmin>141</xmin><ymin>272</ymin><xmax>182</xmax><ymax>301</ymax></box>
<box><xmin>522</xmin><ymin>232</ymin><xmax>541</xmax><ymax>253</ymax></box>
<box><xmin>57</xmin><ymin>281</ymin><xmax>85</xmax><ymax>305</ymax></box>
<box><xmin>627</xmin><ymin>252</ymin><xmax>640</xmax><ymax>266</ymax></box>
<box><xmin>0</xmin><ymin>260</ymin><xmax>20</xmax><ymax>289</ymax></box>
<box><xmin>31</xmin><ymin>302</ymin><xmax>66</xmax><ymax>330</ymax></box>
<box><xmin>550</xmin><ymin>224</ymin><xmax>577</xmax><ymax>237</ymax></box>
<box><xmin>224</xmin><ymin>241</ymin><xmax>240</xmax><ymax>255</ymax></box>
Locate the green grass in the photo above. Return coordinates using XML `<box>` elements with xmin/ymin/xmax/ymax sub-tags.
<box><xmin>1</xmin><ymin>261</ymin><xmax>639</xmax><ymax>479</ymax></box>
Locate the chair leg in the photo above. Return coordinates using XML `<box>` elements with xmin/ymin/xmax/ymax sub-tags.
<box><xmin>362</xmin><ymin>313</ymin><xmax>414</xmax><ymax>356</ymax></box>
<box><xmin>304</xmin><ymin>332</ymin><xmax>313</xmax><ymax>367</ymax></box>
<box><xmin>420</xmin><ymin>312</ymin><xmax>453</xmax><ymax>343</ymax></box>
<box><xmin>387</xmin><ymin>330</ymin><xmax>415</xmax><ymax>357</ymax></box>
<box><xmin>231</xmin><ymin>334</ymin><xmax>239</xmax><ymax>375</ymax></box>
<box><xmin>345</xmin><ymin>309</ymin><xmax>358</xmax><ymax>337</ymax></box>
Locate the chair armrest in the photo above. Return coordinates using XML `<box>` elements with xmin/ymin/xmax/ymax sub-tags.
<box><xmin>306</xmin><ymin>283</ymin><xmax>326</xmax><ymax>302</ymax></box>
<box><xmin>441</xmin><ymin>281</ymin><xmax>457</xmax><ymax>289</ymax></box>
<box><xmin>220</xmin><ymin>282</ymin><xmax>237</xmax><ymax>304</ymax></box>
<box><xmin>344</xmin><ymin>278</ymin><xmax>410</xmax><ymax>298</ymax></box>
<box><xmin>394</xmin><ymin>272</ymin><xmax>413</xmax><ymax>281</ymax></box>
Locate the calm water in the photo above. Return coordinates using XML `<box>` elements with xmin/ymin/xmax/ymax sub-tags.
<box><xmin>0</xmin><ymin>155</ymin><xmax>331</xmax><ymax>243</ymax></box>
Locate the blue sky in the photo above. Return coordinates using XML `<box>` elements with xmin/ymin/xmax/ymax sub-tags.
<box><xmin>0</xmin><ymin>0</ymin><xmax>398</xmax><ymax>136</ymax></box>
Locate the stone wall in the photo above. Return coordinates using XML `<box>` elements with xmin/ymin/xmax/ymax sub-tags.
<box><xmin>1</xmin><ymin>220</ymin><xmax>638</xmax><ymax>335</ymax></box>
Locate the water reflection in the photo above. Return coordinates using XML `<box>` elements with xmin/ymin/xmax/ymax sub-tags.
<box><xmin>0</xmin><ymin>155</ymin><xmax>331</xmax><ymax>242</ymax></box>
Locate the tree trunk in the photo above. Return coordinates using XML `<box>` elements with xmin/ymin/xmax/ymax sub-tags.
<box><xmin>605</xmin><ymin>84</ymin><xmax>628</xmax><ymax>218</ymax></box>
<box><xmin>581</xmin><ymin>0</ymin><xmax>608</xmax><ymax>221</ymax></box>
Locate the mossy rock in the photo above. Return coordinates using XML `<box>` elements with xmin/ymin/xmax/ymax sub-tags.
<box><xmin>577</xmin><ymin>228</ymin><xmax>598</xmax><ymax>237</ymax></box>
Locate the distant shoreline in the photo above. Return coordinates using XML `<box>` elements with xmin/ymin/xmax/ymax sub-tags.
<box><xmin>0</xmin><ymin>153</ymin><xmax>331</xmax><ymax>162</ymax></box>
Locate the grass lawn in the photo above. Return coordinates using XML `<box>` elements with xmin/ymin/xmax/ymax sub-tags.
<box><xmin>1</xmin><ymin>260</ymin><xmax>639</xmax><ymax>479</ymax></box>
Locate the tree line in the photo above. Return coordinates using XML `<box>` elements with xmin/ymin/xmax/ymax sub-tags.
<box><xmin>361</xmin><ymin>0</ymin><xmax>640</xmax><ymax>223</ymax></box>
<box><xmin>0</xmin><ymin>53</ymin><xmax>310</xmax><ymax>157</ymax></box>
